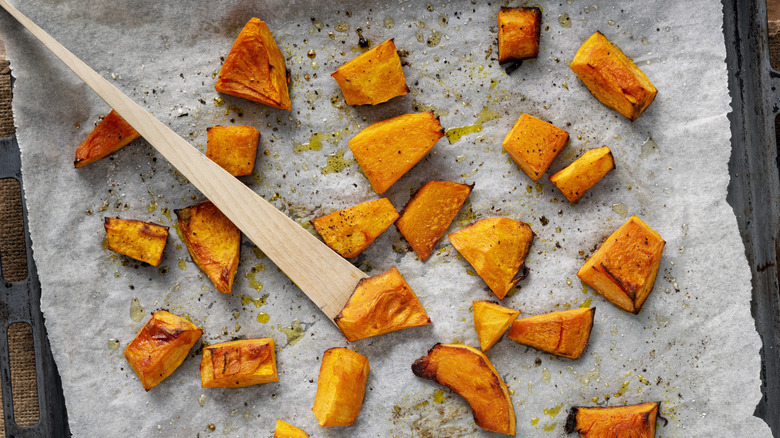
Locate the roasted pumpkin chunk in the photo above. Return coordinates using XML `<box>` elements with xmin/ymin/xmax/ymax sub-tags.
<box><xmin>565</xmin><ymin>401</ymin><xmax>661</xmax><ymax>438</ymax></box>
<box><xmin>507</xmin><ymin>307</ymin><xmax>595</xmax><ymax>359</ymax></box>
<box><xmin>502</xmin><ymin>113</ymin><xmax>569</xmax><ymax>181</ymax></box>
<box><xmin>331</xmin><ymin>38</ymin><xmax>409</xmax><ymax>105</ymax></box>
<box><xmin>349</xmin><ymin>112</ymin><xmax>445</xmax><ymax>194</ymax></box>
<box><xmin>335</xmin><ymin>266</ymin><xmax>431</xmax><ymax>341</ymax></box>
<box><xmin>104</xmin><ymin>217</ymin><xmax>168</xmax><ymax>266</ymax></box>
<box><xmin>200</xmin><ymin>338</ymin><xmax>277</xmax><ymax>388</ymax></box>
<box><xmin>215</xmin><ymin>18</ymin><xmax>291</xmax><ymax>110</ymax></box>
<box><xmin>274</xmin><ymin>419</ymin><xmax>309</xmax><ymax>438</ymax></box>
<box><xmin>570</xmin><ymin>31</ymin><xmax>657</xmax><ymax>121</ymax></box>
<box><xmin>449</xmin><ymin>218</ymin><xmax>534</xmax><ymax>300</ymax></box>
<box><xmin>577</xmin><ymin>216</ymin><xmax>665</xmax><ymax>314</ymax></box>
<box><xmin>311</xmin><ymin>198</ymin><xmax>399</xmax><ymax>258</ymax></box>
<box><xmin>412</xmin><ymin>344</ymin><xmax>515</xmax><ymax>435</ymax></box>
<box><xmin>175</xmin><ymin>200</ymin><xmax>241</xmax><ymax>294</ymax></box>
<box><xmin>472</xmin><ymin>300</ymin><xmax>520</xmax><ymax>352</ymax></box>
<box><xmin>396</xmin><ymin>181</ymin><xmax>473</xmax><ymax>261</ymax></box>
<box><xmin>498</xmin><ymin>7</ymin><xmax>541</xmax><ymax>64</ymax></box>
<box><xmin>206</xmin><ymin>125</ymin><xmax>260</xmax><ymax>177</ymax></box>
<box><xmin>312</xmin><ymin>347</ymin><xmax>370</xmax><ymax>427</ymax></box>
<box><xmin>124</xmin><ymin>310</ymin><xmax>203</xmax><ymax>391</ymax></box>
<box><xmin>74</xmin><ymin>110</ymin><xmax>140</xmax><ymax>168</ymax></box>
<box><xmin>550</xmin><ymin>146</ymin><xmax>614</xmax><ymax>203</ymax></box>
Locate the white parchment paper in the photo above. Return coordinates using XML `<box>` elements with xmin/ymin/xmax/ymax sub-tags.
<box><xmin>0</xmin><ymin>0</ymin><xmax>772</xmax><ymax>436</ymax></box>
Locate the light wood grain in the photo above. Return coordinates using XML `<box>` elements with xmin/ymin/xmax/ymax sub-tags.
<box><xmin>0</xmin><ymin>0</ymin><xmax>367</xmax><ymax>321</ymax></box>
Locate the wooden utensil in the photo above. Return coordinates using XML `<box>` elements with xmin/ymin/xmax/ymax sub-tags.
<box><xmin>0</xmin><ymin>0</ymin><xmax>368</xmax><ymax>321</ymax></box>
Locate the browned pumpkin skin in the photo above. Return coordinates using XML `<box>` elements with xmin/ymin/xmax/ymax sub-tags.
<box><xmin>104</xmin><ymin>217</ymin><xmax>168</xmax><ymax>266</ymax></box>
<box><xmin>74</xmin><ymin>109</ymin><xmax>140</xmax><ymax>167</ymax></box>
<box><xmin>565</xmin><ymin>402</ymin><xmax>660</xmax><ymax>437</ymax></box>
<box><xmin>331</xmin><ymin>38</ymin><xmax>409</xmax><ymax>105</ymax></box>
<box><xmin>312</xmin><ymin>348</ymin><xmax>370</xmax><ymax>427</ymax></box>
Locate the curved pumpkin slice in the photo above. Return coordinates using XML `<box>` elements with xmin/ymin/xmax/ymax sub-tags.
<box><xmin>412</xmin><ymin>344</ymin><xmax>516</xmax><ymax>435</ymax></box>
<box><xmin>448</xmin><ymin>218</ymin><xmax>534</xmax><ymax>299</ymax></box>
<box><xmin>564</xmin><ymin>401</ymin><xmax>660</xmax><ymax>437</ymax></box>
<box><xmin>200</xmin><ymin>338</ymin><xmax>277</xmax><ymax>388</ymax></box>
<box><xmin>74</xmin><ymin>110</ymin><xmax>140</xmax><ymax>168</ymax></box>
<box><xmin>396</xmin><ymin>181</ymin><xmax>473</xmax><ymax>261</ymax></box>
<box><xmin>473</xmin><ymin>300</ymin><xmax>520</xmax><ymax>352</ymax></box>
<box><xmin>335</xmin><ymin>266</ymin><xmax>431</xmax><ymax>341</ymax></box>
<box><xmin>215</xmin><ymin>18</ymin><xmax>290</xmax><ymax>110</ymax></box>
<box><xmin>312</xmin><ymin>348</ymin><xmax>370</xmax><ymax>427</ymax></box>
<box><xmin>311</xmin><ymin>198</ymin><xmax>399</xmax><ymax>258</ymax></box>
<box><xmin>507</xmin><ymin>307</ymin><xmax>595</xmax><ymax>359</ymax></box>
<box><xmin>274</xmin><ymin>419</ymin><xmax>308</xmax><ymax>438</ymax></box>
<box><xmin>175</xmin><ymin>200</ymin><xmax>241</xmax><ymax>294</ymax></box>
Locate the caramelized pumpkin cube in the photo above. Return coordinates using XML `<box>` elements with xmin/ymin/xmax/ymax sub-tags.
<box><xmin>502</xmin><ymin>114</ymin><xmax>568</xmax><ymax>181</ymax></box>
<box><xmin>124</xmin><ymin>310</ymin><xmax>203</xmax><ymax>391</ymax></box>
<box><xmin>175</xmin><ymin>200</ymin><xmax>241</xmax><ymax>294</ymax></box>
<box><xmin>498</xmin><ymin>7</ymin><xmax>541</xmax><ymax>64</ymax></box>
<box><xmin>331</xmin><ymin>39</ymin><xmax>409</xmax><ymax>105</ymax></box>
<box><xmin>577</xmin><ymin>216</ymin><xmax>665</xmax><ymax>314</ymax></box>
<box><xmin>200</xmin><ymin>338</ymin><xmax>277</xmax><ymax>388</ymax></box>
<box><xmin>311</xmin><ymin>198</ymin><xmax>399</xmax><ymax>258</ymax></box>
<box><xmin>335</xmin><ymin>266</ymin><xmax>431</xmax><ymax>341</ymax></box>
<box><xmin>274</xmin><ymin>419</ymin><xmax>309</xmax><ymax>438</ymax></box>
<box><xmin>206</xmin><ymin>125</ymin><xmax>260</xmax><ymax>177</ymax></box>
<box><xmin>565</xmin><ymin>402</ymin><xmax>661</xmax><ymax>438</ymax></box>
<box><xmin>412</xmin><ymin>344</ymin><xmax>515</xmax><ymax>435</ymax></box>
<box><xmin>74</xmin><ymin>110</ymin><xmax>140</xmax><ymax>168</ymax></box>
<box><xmin>507</xmin><ymin>307</ymin><xmax>595</xmax><ymax>359</ymax></box>
<box><xmin>312</xmin><ymin>347</ymin><xmax>370</xmax><ymax>427</ymax></box>
<box><xmin>472</xmin><ymin>300</ymin><xmax>520</xmax><ymax>352</ymax></box>
<box><xmin>570</xmin><ymin>31</ymin><xmax>657</xmax><ymax>121</ymax></box>
<box><xmin>349</xmin><ymin>112</ymin><xmax>445</xmax><ymax>194</ymax></box>
<box><xmin>550</xmin><ymin>146</ymin><xmax>614</xmax><ymax>203</ymax></box>
<box><xmin>448</xmin><ymin>218</ymin><xmax>534</xmax><ymax>300</ymax></box>
<box><xmin>396</xmin><ymin>181</ymin><xmax>473</xmax><ymax>261</ymax></box>
<box><xmin>215</xmin><ymin>18</ymin><xmax>291</xmax><ymax>110</ymax></box>
<box><xmin>104</xmin><ymin>218</ymin><xmax>169</xmax><ymax>266</ymax></box>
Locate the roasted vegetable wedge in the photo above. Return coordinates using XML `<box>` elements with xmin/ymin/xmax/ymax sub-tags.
<box><xmin>206</xmin><ymin>125</ymin><xmax>260</xmax><ymax>177</ymax></box>
<box><xmin>331</xmin><ymin>38</ymin><xmax>409</xmax><ymax>105</ymax></box>
<box><xmin>200</xmin><ymin>338</ymin><xmax>278</xmax><ymax>388</ymax></box>
<box><xmin>274</xmin><ymin>419</ymin><xmax>309</xmax><ymax>438</ymax></box>
<box><xmin>312</xmin><ymin>348</ymin><xmax>370</xmax><ymax>427</ymax></box>
<box><xmin>175</xmin><ymin>200</ymin><xmax>241</xmax><ymax>294</ymax></box>
<box><xmin>74</xmin><ymin>109</ymin><xmax>140</xmax><ymax>168</ymax></box>
<box><xmin>104</xmin><ymin>217</ymin><xmax>168</xmax><ymax>266</ymax></box>
<box><xmin>507</xmin><ymin>307</ymin><xmax>595</xmax><ymax>359</ymax></box>
<box><xmin>577</xmin><ymin>216</ymin><xmax>665</xmax><ymax>314</ymax></box>
<box><xmin>550</xmin><ymin>146</ymin><xmax>615</xmax><ymax>203</ymax></box>
<box><xmin>215</xmin><ymin>18</ymin><xmax>291</xmax><ymax>110</ymax></box>
<box><xmin>124</xmin><ymin>310</ymin><xmax>203</xmax><ymax>391</ymax></box>
<box><xmin>570</xmin><ymin>31</ymin><xmax>657</xmax><ymax>121</ymax></box>
<box><xmin>412</xmin><ymin>344</ymin><xmax>516</xmax><ymax>435</ymax></box>
<box><xmin>335</xmin><ymin>266</ymin><xmax>431</xmax><ymax>341</ymax></box>
<box><xmin>349</xmin><ymin>112</ymin><xmax>445</xmax><ymax>194</ymax></box>
<box><xmin>311</xmin><ymin>198</ymin><xmax>399</xmax><ymax>258</ymax></box>
<box><xmin>472</xmin><ymin>300</ymin><xmax>520</xmax><ymax>352</ymax></box>
<box><xmin>498</xmin><ymin>7</ymin><xmax>541</xmax><ymax>63</ymax></box>
<box><xmin>502</xmin><ymin>113</ymin><xmax>569</xmax><ymax>181</ymax></box>
<box><xmin>565</xmin><ymin>401</ymin><xmax>661</xmax><ymax>437</ymax></box>
<box><xmin>449</xmin><ymin>218</ymin><xmax>534</xmax><ymax>299</ymax></box>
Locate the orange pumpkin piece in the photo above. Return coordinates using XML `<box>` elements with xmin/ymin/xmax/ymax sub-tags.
<box><xmin>274</xmin><ymin>419</ymin><xmax>309</xmax><ymax>438</ymax></box>
<box><xmin>507</xmin><ymin>307</ymin><xmax>595</xmax><ymax>359</ymax></box>
<box><xmin>123</xmin><ymin>310</ymin><xmax>203</xmax><ymax>391</ymax></box>
<box><xmin>74</xmin><ymin>110</ymin><xmax>140</xmax><ymax>168</ymax></box>
<box><xmin>175</xmin><ymin>200</ymin><xmax>241</xmax><ymax>294</ymax></box>
<box><xmin>349</xmin><ymin>112</ymin><xmax>445</xmax><ymax>194</ymax></box>
<box><xmin>200</xmin><ymin>338</ymin><xmax>277</xmax><ymax>388</ymax></box>
<box><xmin>565</xmin><ymin>401</ymin><xmax>661</xmax><ymax>438</ymax></box>
<box><xmin>206</xmin><ymin>125</ymin><xmax>260</xmax><ymax>177</ymax></box>
<box><xmin>331</xmin><ymin>38</ymin><xmax>409</xmax><ymax>105</ymax></box>
<box><xmin>577</xmin><ymin>216</ymin><xmax>665</xmax><ymax>314</ymax></box>
<box><xmin>570</xmin><ymin>31</ymin><xmax>657</xmax><ymax>121</ymax></box>
<box><xmin>550</xmin><ymin>146</ymin><xmax>615</xmax><ymax>203</ymax></box>
<box><xmin>412</xmin><ymin>344</ymin><xmax>515</xmax><ymax>435</ymax></box>
<box><xmin>311</xmin><ymin>198</ymin><xmax>399</xmax><ymax>258</ymax></box>
<box><xmin>448</xmin><ymin>218</ymin><xmax>535</xmax><ymax>300</ymax></box>
<box><xmin>396</xmin><ymin>181</ymin><xmax>473</xmax><ymax>261</ymax></box>
<box><xmin>335</xmin><ymin>266</ymin><xmax>431</xmax><ymax>341</ymax></box>
<box><xmin>502</xmin><ymin>113</ymin><xmax>569</xmax><ymax>181</ymax></box>
<box><xmin>472</xmin><ymin>300</ymin><xmax>520</xmax><ymax>352</ymax></box>
<box><xmin>312</xmin><ymin>347</ymin><xmax>370</xmax><ymax>427</ymax></box>
<box><xmin>215</xmin><ymin>18</ymin><xmax>291</xmax><ymax>110</ymax></box>
<box><xmin>104</xmin><ymin>217</ymin><xmax>168</xmax><ymax>266</ymax></box>
<box><xmin>498</xmin><ymin>7</ymin><xmax>541</xmax><ymax>64</ymax></box>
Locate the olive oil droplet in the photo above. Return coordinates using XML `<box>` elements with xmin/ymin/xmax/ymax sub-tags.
<box><xmin>107</xmin><ymin>338</ymin><xmax>120</xmax><ymax>350</ymax></box>
<box><xmin>129</xmin><ymin>297</ymin><xmax>145</xmax><ymax>322</ymax></box>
